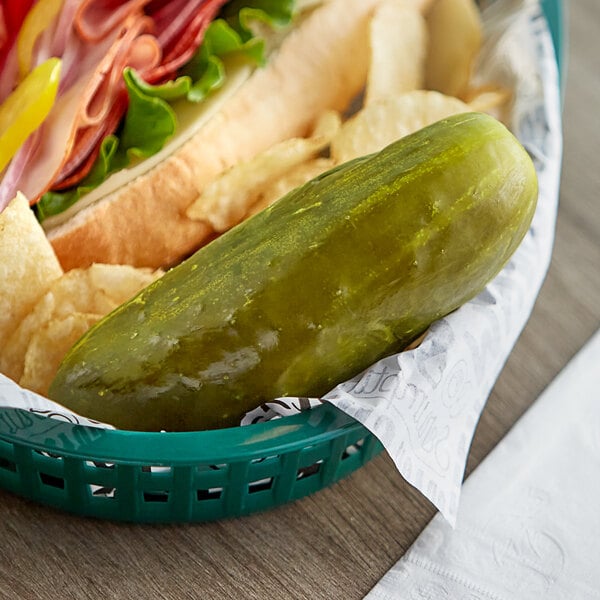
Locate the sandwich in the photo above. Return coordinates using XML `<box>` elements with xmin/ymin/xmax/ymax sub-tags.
<box><xmin>0</xmin><ymin>0</ymin><xmax>428</xmax><ymax>271</ymax></box>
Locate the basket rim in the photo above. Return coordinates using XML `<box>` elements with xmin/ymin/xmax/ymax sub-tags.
<box><xmin>0</xmin><ymin>403</ymin><xmax>367</xmax><ymax>465</ymax></box>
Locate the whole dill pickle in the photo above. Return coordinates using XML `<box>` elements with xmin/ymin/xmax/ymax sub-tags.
<box><xmin>49</xmin><ymin>113</ymin><xmax>538</xmax><ymax>431</ymax></box>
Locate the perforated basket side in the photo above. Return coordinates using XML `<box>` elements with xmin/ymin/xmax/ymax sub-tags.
<box><xmin>0</xmin><ymin>406</ymin><xmax>382</xmax><ymax>522</ymax></box>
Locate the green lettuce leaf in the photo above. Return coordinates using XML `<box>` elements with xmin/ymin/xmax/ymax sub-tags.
<box><xmin>119</xmin><ymin>67</ymin><xmax>178</xmax><ymax>159</ymax></box>
<box><xmin>223</xmin><ymin>0</ymin><xmax>295</xmax><ymax>41</ymax></box>
<box><xmin>180</xmin><ymin>18</ymin><xmax>266</xmax><ymax>102</ymax></box>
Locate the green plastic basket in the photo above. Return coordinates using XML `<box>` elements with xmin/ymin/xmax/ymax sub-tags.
<box><xmin>0</xmin><ymin>404</ymin><xmax>381</xmax><ymax>522</ymax></box>
<box><xmin>0</xmin><ymin>0</ymin><xmax>564</xmax><ymax>523</ymax></box>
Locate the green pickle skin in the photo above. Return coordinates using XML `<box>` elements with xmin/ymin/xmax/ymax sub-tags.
<box><xmin>49</xmin><ymin>113</ymin><xmax>538</xmax><ymax>431</ymax></box>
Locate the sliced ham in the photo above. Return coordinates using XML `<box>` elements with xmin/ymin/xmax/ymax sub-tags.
<box><xmin>0</xmin><ymin>130</ymin><xmax>40</xmax><ymax>210</ymax></box>
<box><xmin>0</xmin><ymin>0</ymin><xmax>229</xmax><ymax>205</ymax></box>
<box><xmin>2</xmin><ymin>8</ymin><xmax>157</xmax><ymax>201</ymax></box>
<box><xmin>50</xmin><ymin>0</ymin><xmax>82</xmax><ymax>56</ymax></box>
<box><xmin>51</xmin><ymin>94</ymin><xmax>128</xmax><ymax>189</ymax></box>
<box><xmin>8</xmin><ymin>75</ymin><xmax>91</xmax><ymax>203</ymax></box>
<box><xmin>0</xmin><ymin>37</ymin><xmax>17</xmax><ymax>102</ymax></box>
<box><xmin>53</xmin><ymin>105</ymin><xmax>127</xmax><ymax>190</ymax></box>
<box><xmin>147</xmin><ymin>0</ymin><xmax>227</xmax><ymax>83</ymax></box>
<box><xmin>78</xmin><ymin>15</ymin><xmax>156</xmax><ymax>128</ymax></box>
<box><xmin>75</xmin><ymin>0</ymin><xmax>151</xmax><ymax>43</ymax></box>
<box><xmin>48</xmin><ymin>0</ymin><xmax>228</xmax><ymax>191</ymax></box>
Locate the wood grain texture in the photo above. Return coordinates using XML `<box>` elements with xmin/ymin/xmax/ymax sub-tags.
<box><xmin>1</xmin><ymin>2</ymin><xmax>598</xmax><ymax>599</ymax></box>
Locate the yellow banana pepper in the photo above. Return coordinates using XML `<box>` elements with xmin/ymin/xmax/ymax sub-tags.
<box><xmin>0</xmin><ymin>57</ymin><xmax>62</xmax><ymax>172</ymax></box>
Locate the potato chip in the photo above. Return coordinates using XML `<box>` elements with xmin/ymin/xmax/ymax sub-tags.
<box><xmin>331</xmin><ymin>90</ymin><xmax>470</xmax><ymax>163</ymax></box>
<box><xmin>365</xmin><ymin>1</ymin><xmax>427</xmax><ymax>105</ymax></box>
<box><xmin>0</xmin><ymin>293</ymin><xmax>56</xmax><ymax>383</ymax></box>
<box><xmin>424</xmin><ymin>0</ymin><xmax>482</xmax><ymax>97</ymax></box>
<box><xmin>19</xmin><ymin>313</ymin><xmax>102</xmax><ymax>396</ymax></box>
<box><xmin>463</xmin><ymin>85</ymin><xmax>512</xmax><ymax>122</ymax></box>
<box><xmin>0</xmin><ymin>263</ymin><xmax>162</xmax><ymax>384</ymax></box>
<box><xmin>0</xmin><ymin>192</ymin><xmax>63</xmax><ymax>348</ymax></box>
<box><xmin>85</xmin><ymin>263</ymin><xmax>162</xmax><ymax>307</ymax></box>
<box><xmin>186</xmin><ymin>110</ymin><xmax>341</xmax><ymax>232</ymax></box>
<box><xmin>247</xmin><ymin>158</ymin><xmax>335</xmax><ymax>218</ymax></box>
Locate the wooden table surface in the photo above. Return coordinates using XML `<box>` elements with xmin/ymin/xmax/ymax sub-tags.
<box><xmin>1</xmin><ymin>2</ymin><xmax>598</xmax><ymax>599</ymax></box>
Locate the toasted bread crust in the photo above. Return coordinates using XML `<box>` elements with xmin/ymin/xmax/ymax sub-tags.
<box><xmin>47</xmin><ymin>0</ymin><xmax>381</xmax><ymax>270</ymax></box>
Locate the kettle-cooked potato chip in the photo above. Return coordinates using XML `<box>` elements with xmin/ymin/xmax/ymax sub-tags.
<box><xmin>247</xmin><ymin>158</ymin><xmax>335</xmax><ymax>218</ymax></box>
<box><xmin>463</xmin><ymin>84</ymin><xmax>513</xmax><ymax>122</ymax></box>
<box><xmin>365</xmin><ymin>1</ymin><xmax>427</xmax><ymax>105</ymax></box>
<box><xmin>424</xmin><ymin>0</ymin><xmax>482</xmax><ymax>97</ymax></box>
<box><xmin>0</xmin><ymin>264</ymin><xmax>161</xmax><ymax>384</ymax></box>
<box><xmin>84</xmin><ymin>263</ymin><xmax>163</xmax><ymax>307</ymax></box>
<box><xmin>19</xmin><ymin>313</ymin><xmax>103</xmax><ymax>396</ymax></box>
<box><xmin>1</xmin><ymin>293</ymin><xmax>57</xmax><ymax>383</ymax></box>
<box><xmin>331</xmin><ymin>90</ymin><xmax>470</xmax><ymax>163</ymax></box>
<box><xmin>186</xmin><ymin>111</ymin><xmax>341</xmax><ymax>232</ymax></box>
<box><xmin>0</xmin><ymin>193</ymin><xmax>63</xmax><ymax>348</ymax></box>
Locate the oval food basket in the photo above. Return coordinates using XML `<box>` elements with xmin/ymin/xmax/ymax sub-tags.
<box><xmin>0</xmin><ymin>0</ymin><xmax>565</xmax><ymax>523</ymax></box>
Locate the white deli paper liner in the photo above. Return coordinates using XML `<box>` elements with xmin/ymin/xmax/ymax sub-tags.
<box><xmin>0</xmin><ymin>375</ymin><xmax>112</xmax><ymax>429</ymax></box>
<box><xmin>0</xmin><ymin>1</ymin><xmax>562</xmax><ymax>524</ymax></box>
